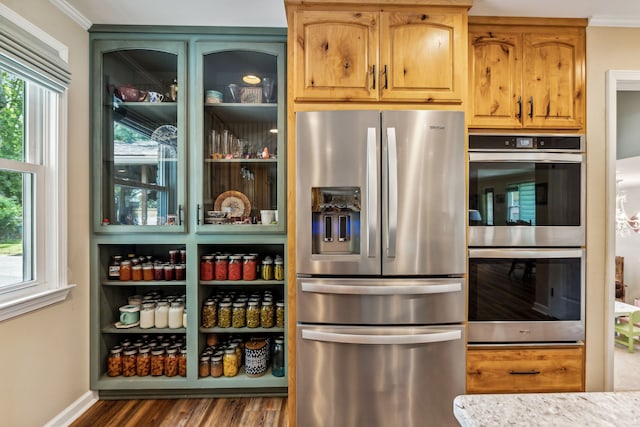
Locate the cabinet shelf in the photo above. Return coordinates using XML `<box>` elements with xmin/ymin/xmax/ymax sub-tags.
<box><xmin>204</xmin><ymin>103</ymin><xmax>277</xmax><ymax>122</ymax></box>
<box><xmin>199</xmin><ymin>326</ymin><xmax>285</xmax><ymax>334</ymax></box>
<box><xmin>203</xmin><ymin>158</ymin><xmax>277</xmax><ymax>164</ymax></box>
<box><xmin>197</xmin><ymin>367</ymin><xmax>286</xmax><ymax>388</ymax></box>
<box><xmin>103</xmin><ymin>280</ymin><xmax>187</xmax><ymax>287</ymax></box>
<box><xmin>199</xmin><ymin>280</ymin><xmax>284</xmax><ymax>286</ymax></box>
<box><xmin>112</xmin><ymin>102</ymin><xmax>178</xmax><ymax>126</ymax></box>
<box><xmin>102</xmin><ymin>326</ymin><xmax>187</xmax><ymax>334</ymax></box>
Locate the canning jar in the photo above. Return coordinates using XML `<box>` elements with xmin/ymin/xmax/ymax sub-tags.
<box><xmin>136</xmin><ymin>345</ymin><xmax>151</xmax><ymax>376</ymax></box>
<box><xmin>274</xmin><ymin>258</ymin><xmax>284</xmax><ymax>281</ymax></box>
<box><xmin>276</xmin><ymin>300</ymin><xmax>285</xmax><ymax>328</ymax></box>
<box><xmin>261</xmin><ymin>257</ymin><xmax>273</xmax><ymax>281</ymax></box>
<box><xmin>139</xmin><ymin>302</ymin><xmax>155</xmax><ymax>329</ymax></box>
<box><xmin>180</xmin><ymin>249</ymin><xmax>187</xmax><ymax>264</ymax></box>
<box><xmin>201</xmin><ymin>299</ymin><xmax>217</xmax><ymax>328</ymax></box>
<box><xmin>168</xmin><ymin>300</ymin><xmax>184</xmax><ymax>329</ymax></box>
<box><xmin>153</xmin><ymin>263</ymin><xmax>164</xmax><ymax>280</ymax></box>
<box><xmin>174</xmin><ymin>264</ymin><xmax>186</xmax><ymax>281</ymax></box>
<box><xmin>154</xmin><ymin>300</ymin><xmax>169</xmax><ymax>328</ymax></box>
<box><xmin>108</xmin><ymin>255</ymin><xmax>122</xmax><ymax>280</ymax></box>
<box><xmin>163</xmin><ymin>264</ymin><xmax>175</xmax><ymax>281</ymax></box>
<box><xmin>107</xmin><ymin>345</ymin><xmax>123</xmax><ymax>377</ymax></box>
<box><xmin>199</xmin><ymin>355</ymin><xmax>210</xmax><ymax>377</ymax></box>
<box><xmin>228</xmin><ymin>255</ymin><xmax>242</xmax><ymax>281</ymax></box>
<box><xmin>245</xmin><ymin>339</ymin><xmax>268</xmax><ymax>377</ymax></box>
<box><xmin>223</xmin><ymin>348</ymin><xmax>239</xmax><ymax>377</ymax></box>
<box><xmin>272</xmin><ymin>337</ymin><xmax>285</xmax><ymax>377</ymax></box>
<box><xmin>150</xmin><ymin>348</ymin><xmax>165</xmax><ymax>376</ymax></box>
<box><xmin>218</xmin><ymin>301</ymin><xmax>232</xmax><ymax>328</ymax></box>
<box><xmin>142</xmin><ymin>263</ymin><xmax>154</xmax><ymax>281</ymax></box>
<box><xmin>261</xmin><ymin>300</ymin><xmax>275</xmax><ymax>328</ymax></box>
<box><xmin>165</xmin><ymin>347</ymin><xmax>178</xmax><ymax>377</ymax></box>
<box><xmin>242</xmin><ymin>255</ymin><xmax>257</xmax><ymax>280</ymax></box>
<box><xmin>214</xmin><ymin>255</ymin><xmax>228</xmax><ymax>280</ymax></box>
<box><xmin>200</xmin><ymin>255</ymin><xmax>214</xmax><ymax>281</ymax></box>
<box><xmin>232</xmin><ymin>301</ymin><xmax>246</xmax><ymax>328</ymax></box>
<box><xmin>122</xmin><ymin>348</ymin><xmax>137</xmax><ymax>377</ymax></box>
<box><xmin>119</xmin><ymin>260</ymin><xmax>132</xmax><ymax>281</ymax></box>
<box><xmin>131</xmin><ymin>264</ymin><xmax>143</xmax><ymax>281</ymax></box>
<box><xmin>210</xmin><ymin>355</ymin><xmax>223</xmax><ymax>378</ymax></box>
<box><xmin>178</xmin><ymin>347</ymin><xmax>187</xmax><ymax>377</ymax></box>
<box><xmin>169</xmin><ymin>249</ymin><xmax>178</xmax><ymax>264</ymax></box>
<box><xmin>247</xmin><ymin>301</ymin><xmax>260</xmax><ymax>328</ymax></box>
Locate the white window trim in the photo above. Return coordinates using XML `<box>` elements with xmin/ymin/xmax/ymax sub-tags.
<box><xmin>0</xmin><ymin>5</ymin><xmax>74</xmax><ymax>322</ymax></box>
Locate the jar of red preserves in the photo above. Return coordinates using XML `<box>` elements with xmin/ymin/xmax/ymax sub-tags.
<box><xmin>214</xmin><ymin>255</ymin><xmax>228</xmax><ymax>280</ymax></box>
<box><xmin>200</xmin><ymin>255</ymin><xmax>214</xmax><ymax>281</ymax></box>
<box><xmin>242</xmin><ymin>255</ymin><xmax>257</xmax><ymax>280</ymax></box>
<box><xmin>228</xmin><ymin>255</ymin><xmax>242</xmax><ymax>281</ymax></box>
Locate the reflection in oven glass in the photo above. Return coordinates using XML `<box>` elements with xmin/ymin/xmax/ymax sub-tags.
<box><xmin>469</xmin><ymin>258</ymin><xmax>581</xmax><ymax>322</ymax></box>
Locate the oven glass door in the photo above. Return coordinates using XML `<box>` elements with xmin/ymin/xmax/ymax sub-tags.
<box><xmin>469</xmin><ymin>249</ymin><xmax>584</xmax><ymax>323</ymax></box>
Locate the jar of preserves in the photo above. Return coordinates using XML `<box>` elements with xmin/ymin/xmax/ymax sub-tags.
<box><xmin>210</xmin><ymin>355</ymin><xmax>223</xmax><ymax>378</ymax></box>
<box><xmin>223</xmin><ymin>348</ymin><xmax>239</xmax><ymax>377</ymax></box>
<box><xmin>214</xmin><ymin>255</ymin><xmax>228</xmax><ymax>280</ymax></box>
<box><xmin>131</xmin><ymin>264</ymin><xmax>143</xmax><ymax>281</ymax></box>
<box><xmin>153</xmin><ymin>263</ymin><xmax>164</xmax><ymax>280</ymax></box>
<box><xmin>168</xmin><ymin>300</ymin><xmax>184</xmax><ymax>329</ymax></box>
<box><xmin>247</xmin><ymin>301</ymin><xmax>260</xmax><ymax>328</ymax></box>
<box><xmin>178</xmin><ymin>347</ymin><xmax>187</xmax><ymax>377</ymax></box>
<box><xmin>232</xmin><ymin>301</ymin><xmax>246</xmax><ymax>328</ymax></box>
<box><xmin>272</xmin><ymin>337</ymin><xmax>285</xmax><ymax>377</ymax></box>
<box><xmin>154</xmin><ymin>300</ymin><xmax>169</xmax><ymax>328</ymax></box>
<box><xmin>139</xmin><ymin>302</ymin><xmax>155</xmax><ymax>329</ymax></box>
<box><xmin>245</xmin><ymin>339</ymin><xmax>268</xmax><ymax>377</ymax></box>
<box><xmin>274</xmin><ymin>258</ymin><xmax>284</xmax><ymax>281</ymax></box>
<box><xmin>175</xmin><ymin>264</ymin><xmax>186</xmax><ymax>281</ymax></box>
<box><xmin>201</xmin><ymin>299</ymin><xmax>217</xmax><ymax>328</ymax></box>
<box><xmin>107</xmin><ymin>345</ymin><xmax>123</xmax><ymax>377</ymax></box>
<box><xmin>180</xmin><ymin>248</ymin><xmax>187</xmax><ymax>264</ymax></box>
<box><xmin>218</xmin><ymin>301</ymin><xmax>232</xmax><ymax>328</ymax></box>
<box><xmin>150</xmin><ymin>348</ymin><xmax>165</xmax><ymax>376</ymax></box>
<box><xmin>228</xmin><ymin>255</ymin><xmax>242</xmax><ymax>281</ymax></box>
<box><xmin>200</xmin><ymin>255</ymin><xmax>214</xmax><ymax>281</ymax></box>
<box><xmin>122</xmin><ymin>348</ymin><xmax>137</xmax><ymax>377</ymax></box>
<box><xmin>276</xmin><ymin>300</ymin><xmax>285</xmax><ymax>328</ymax></box>
<box><xmin>261</xmin><ymin>300</ymin><xmax>275</xmax><ymax>328</ymax></box>
<box><xmin>136</xmin><ymin>345</ymin><xmax>151</xmax><ymax>376</ymax></box>
<box><xmin>165</xmin><ymin>347</ymin><xmax>178</xmax><ymax>377</ymax></box>
<box><xmin>163</xmin><ymin>264</ymin><xmax>175</xmax><ymax>281</ymax></box>
<box><xmin>169</xmin><ymin>249</ymin><xmax>178</xmax><ymax>264</ymax></box>
<box><xmin>119</xmin><ymin>260</ymin><xmax>132</xmax><ymax>281</ymax></box>
<box><xmin>108</xmin><ymin>255</ymin><xmax>122</xmax><ymax>280</ymax></box>
<box><xmin>142</xmin><ymin>263</ymin><xmax>154</xmax><ymax>281</ymax></box>
<box><xmin>199</xmin><ymin>355</ymin><xmax>210</xmax><ymax>377</ymax></box>
<box><xmin>261</xmin><ymin>257</ymin><xmax>273</xmax><ymax>281</ymax></box>
<box><xmin>242</xmin><ymin>255</ymin><xmax>257</xmax><ymax>280</ymax></box>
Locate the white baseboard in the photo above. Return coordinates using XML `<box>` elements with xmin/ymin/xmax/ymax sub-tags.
<box><xmin>45</xmin><ymin>390</ymin><xmax>98</xmax><ymax>427</ymax></box>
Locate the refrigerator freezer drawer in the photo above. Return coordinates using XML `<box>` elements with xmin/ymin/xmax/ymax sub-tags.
<box><xmin>296</xmin><ymin>324</ymin><xmax>466</xmax><ymax>427</ymax></box>
<box><xmin>297</xmin><ymin>277</ymin><xmax>466</xmax><ymax>324</ymax></box>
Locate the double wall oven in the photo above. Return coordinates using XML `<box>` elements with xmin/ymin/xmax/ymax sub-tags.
<box><xmin>468</xmin><ymin>134</ymin><xmax>586</xmax><ymax>343</ymax></box>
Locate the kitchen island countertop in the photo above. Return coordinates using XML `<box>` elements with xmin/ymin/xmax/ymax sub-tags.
<box><xmin>454</xmin><ymin>391</ymin><xmax>640</xmax><ymax>426</ymax></box>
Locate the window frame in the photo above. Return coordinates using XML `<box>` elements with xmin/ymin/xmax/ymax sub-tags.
<box><xmin>0</xmin><ymin>5</ymin><xmax>74</xmax><ymax>322</ymax></box>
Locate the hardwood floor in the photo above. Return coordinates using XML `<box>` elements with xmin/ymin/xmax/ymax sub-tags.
<box><xmin>70</xmin><ymin>397</ymin><xmax>288</xmax><ymax>427</ymax></box>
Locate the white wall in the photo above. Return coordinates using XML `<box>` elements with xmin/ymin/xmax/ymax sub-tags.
<box><xmin>0</xmin><ymin>1</ymin><xmax>90</xmax><ymax>426</ymax></box>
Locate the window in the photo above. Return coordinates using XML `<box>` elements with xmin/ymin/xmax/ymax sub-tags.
<box><xmin>0</xmin><ymin>7</ymin><xmax>73</xmax><ymax>321</ymax></box>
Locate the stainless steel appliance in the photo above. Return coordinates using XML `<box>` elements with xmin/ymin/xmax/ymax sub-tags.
<box><xmin>468</xmin><ymin>248</ymin><xmax>585</xmax><ymax>343</ymax></box>
<box><xmin>468</xmin><ymin>134</ymin><xmax>585</xmax><ymax>247</ymax></box>
<box><xmin>296</xmin><ymin>110</ymin><xmax>466</xmax><ymax>427</ymax></box>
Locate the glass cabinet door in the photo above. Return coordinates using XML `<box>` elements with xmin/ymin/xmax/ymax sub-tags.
<box><xmin>193</xmin><ymin>42</ymin><xmax>286</xmax><ymax>233</ymax></box>
<box><xmin>92</xmin><ymin>40</ymin><xmax>187</xmax><ymax>232</ymax></box>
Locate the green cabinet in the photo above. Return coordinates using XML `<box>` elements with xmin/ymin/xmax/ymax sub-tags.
<box><xmin>89</xmin><ymin>27</ymin><xmax>287</xmax><ymax>398</ymax></box>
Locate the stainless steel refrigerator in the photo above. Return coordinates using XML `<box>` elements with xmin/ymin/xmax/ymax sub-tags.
<box><xmin>296</xmin><ymin>110</ymin><xmax>466</xmax><ymax>427</ymax></box>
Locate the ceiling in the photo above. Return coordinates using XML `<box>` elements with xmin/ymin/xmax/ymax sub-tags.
<box><xmin>56</xmin><ymin>0</ymin><xmax>640</xmax><ymax>29</ymax></box>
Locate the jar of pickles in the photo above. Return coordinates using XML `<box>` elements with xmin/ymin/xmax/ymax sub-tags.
<box><xmin>261</xmin><ymin>300</ymin><xmax>275</xmax><ymax>328</ymax></box>
<box><xmin>202</xmin><ymin>299</ymin><xmax>217</xmax><ymax>328</ymax></box>
<box><xmin>228</xmin><ymin>255</ymin><xmax>242</xmax><ymax>280</ymax></box>
<box><xmin>136</xmin><ymin>345</ymin><xmax>151</xmax><ymax>376</ymax></box>
<box><xmin>218</xmin><ymin>301</ymin><xmax>232</xmax><ymax>328</ymax></box>
<box><xmin>247</xmin><ymin>300</ymin><xmax>260</xmax><ymax>328</ymax></box>
<box><xmin>274</xmin><ymin>258</ymin><xmax>284</xmax><ymax>281</ymax></box>
<box><xmin>214</xmin><ymin>255</ymin><xmax>228</xmax><ymax>280</ymax></box>
<box><xmin>223</xmin><ymin>348</ymin><xmax>239</xmax><ymax>377</ymax></box>
<box><xmin>232</xmin><ymin>301</ymin><xmax>246</xmax><ymax>328</ymax></box>
<box><xmin>122</xmin><ymin>348</ymin><xmax>137</xmax><ymax>377</ymax></box>
<box><xmin>200</xmin><ymin>255</ymin><xmax>214</xmax><ymax>281</ymax></box>
<box><xmin>242</xmin><ymin>255</ymin><xmax>257</xmax><ymax>280</ymax></box>
<box><xmin>261</xmin><ymin>257</ymin><xmax>273</xmax><ymax>280</ymax></box>
<box><xmin>107</xmin><ymin>345</ymin><xmax>123</xmax><ymax>377</ymax></box>
<box><xmin>276</xmin><ymin>300</ymin><xmax>285</xmax><ymax>328</ymax></box>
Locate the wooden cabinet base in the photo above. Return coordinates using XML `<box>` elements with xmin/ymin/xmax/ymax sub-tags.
<box><xmin>466</xmin><ymin>345</ymin><xmax>585</xmax><ymax>394</ymax></box>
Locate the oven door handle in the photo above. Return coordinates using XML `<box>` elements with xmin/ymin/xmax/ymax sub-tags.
<box><xmin>469</xmin><ymin>152</ymin><xmax>584</xmax><ymax>162</ymax></box>
<box><xmin>302</xmin><ymin>329</ymin><xmax>462</xmax><ymax>345</ymax></box>
<box><xmin>469</xmin><ymin>248</ymin><xmax>584</xmax><ymax>259</ymax></box>
<box><xmin>300</xmin><ymin>280</ymin><xmax>462</xmax><ymax>295</ymax></box>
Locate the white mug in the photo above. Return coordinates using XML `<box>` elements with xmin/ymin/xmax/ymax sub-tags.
<box><xmin>146</xmin><ymin>91</ymin><xmax>164</xmax><ymax>103</ymax></box>
<box><xmin>260</xmin><ymin>210</ymin><xmax>276</xmax><ymax>225</ymax></box>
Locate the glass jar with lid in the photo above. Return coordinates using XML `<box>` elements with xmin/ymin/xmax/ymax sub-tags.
<box><xmin>131</xmin><ymin>264</ymin><xmax>143</xmax><ymax>281</ymax></box>
<box><xmin>261</xmin><ymin>300</ymin><xmax>275</xmax><ymax>328</ymax></box>
<box><xmin>210</xmin><ymin>355</ymin><xmax>223</xmax><ymax>378</ymax></box>
<box><xmin>261</xmin><ymin>257</ymin><xmax>273</xmax><ymax>280</ymax></box>
<box><xmin>274</xmin><ymin>258</ymin><xmax>284</xmax><ymax>281</ymax></box>
<box><xmin>122</xmin><ymin>348</ymin><xmax>137</xmax><ymax>377</ymax></box>
<box><xmin>199</xmin><ymin>355</ymin><xmax>210</xmax><ymax>377</ymax></box>
<box><xmin>218</xmin><ymin>301</ymin><xmax>232</xmax><ymax>328</ymax></box>
<box><xmin>165</xmin><ymin>347</ymin><xmax>179</xmax><ymax>377</ymax></box>
<box><xmin>214</xmin><ymin>255</ymin><xmax>228</xmax><ymax>280</ymax></box>
<box><xmin>232</xmin><ymin>301</ymin><xmax>246</xmax><ymax>328</ymax></box>
<box><xmin>119</xmin><ymin>260</ymin><xmax>132</xmax><ymax>281</ymax></box>
<box><xmin>247</xmin><ymin>300</ymin><xmax>260</xmax><ymax>328</ymax></box>
<box><xmin>168</xmin><ymin>300</ymin><xmax>184</xmax><ymax>329</ymax></box>
<box><xmin>200</xmin><ymin>255</ymin><xmax>214</xmax><ymax>281</ymax></box>
<box><xmin>272</xmin><ymin>336</ymin><xmax>285</xmax><ymax>377</ymax></box>
<box><xmin>178</xmin><ymin>347</ymin><xmax>187</xmax><ymax>377</ymax></box>
<box><xmin>223</xmin><ymin>348</ymin><xmax>239</xmax><ymax>377</ymax></box>
<box><xmin>154</xmin><ymin>300</ymin><xmax>169</xmax><ymax>328</ymax></box>
<box><xmin>202</xmin><ymin>299</ymin><xmax>217</xmax><ymax>328</ymax></box>
<box><xmin>276</xmin><ymin>300</ymin><xmax>285</xmax><ymax>328</ymax></box>
<box><xmin>107</xmin><ymin>345</ymin><xmax>123</xmax><ymax>377</ymax></box>
<box><xmin>150</xmin><ymin>348</ymin><xmax>165</xmax><ymax>376</ymax></box>
<box><xmin>242</xmin><ymin>255</ymin><xmax>257</xmax><ymax>280</ymax></box>
<box><xmin>136</xmin><ymin>345</ymin><xmax>151</xmax><ymax>376</ymax></box>
<box><xmin>139</xmin><ymin>302</ymin><xmax>155</xmax><ymax>329</ymax></box>
<box><xmin>228</xmin><ymin>255</ymin><xmax>242</xmax><ymax>280</ymax></box>
<box><xmin>108</xmin><ymin>255</ymin><xmax>122</xmax><ymax>280</ymax></box>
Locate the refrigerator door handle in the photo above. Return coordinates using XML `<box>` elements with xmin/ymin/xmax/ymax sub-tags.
<box><xmin>367</xmin><ymin>127</ymin><xmax>377</xmax><ymax>258</ymax></box>
<box><xmin>300</xmin><ymin>281</ymin><xmax>462</xmax><ymax>295</ymax></box>
<box><xmin>302</xmin><ymin>329</ymin><xmax>462</xmax><ymax>345</ymax></box>
<box><xmin>386</xmin><ymin>127</ymin><xmax>398</xmax><ymax>258</ymax></box>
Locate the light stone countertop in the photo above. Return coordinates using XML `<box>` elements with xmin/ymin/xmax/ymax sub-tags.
<box><xmin>454</xmin><ymin>392</ymin><xmax>640</xmax><ymax>426</ymax></box>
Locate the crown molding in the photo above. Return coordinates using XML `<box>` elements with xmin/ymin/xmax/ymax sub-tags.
<box><xmin>50</xmin><ymin>0</ymin><xmax>92</xmax><ymax>31</ymax></box>
<box><xmin>589</xmin><ymin>15</ymin><xmax>640</xmax><ymax>28</ymax></box>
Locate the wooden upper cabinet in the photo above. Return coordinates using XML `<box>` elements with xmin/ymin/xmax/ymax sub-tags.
<box><xmin>290</xmin><ymin>6</ymin><xmax>467</xmax><ymax>103</ymax></box>
<box><xmin>468</xmin><ymin>19</ymin><xmax>586</xmax><ymax>130</ymax></box>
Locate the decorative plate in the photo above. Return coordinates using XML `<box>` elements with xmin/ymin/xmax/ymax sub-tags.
<box><xmin>151</xmin><ymin>124</ymin><xmax>178</xmax><ymax>149</ymax></box>
<box><xmin>214</xmin><ymin>190</ymin><xmax>251</xmax><ymax>218</ymax></box>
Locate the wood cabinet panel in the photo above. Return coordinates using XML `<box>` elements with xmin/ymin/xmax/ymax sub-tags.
<box><xmin>467</xmin><ymin>346</ymin><xmax>585</xmax><ymax>394</ymax></box>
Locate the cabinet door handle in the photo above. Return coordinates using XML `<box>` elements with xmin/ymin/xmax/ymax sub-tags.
<box><xmin>509</xmin><ymin>370</ymin><xmax>541</xmax><ymax>375</ymax></box>
<box><xmin>528</xmin><ymin>96</ymin><xmax>534</xmax><ymax>119</ymax></box>
<box><xmin>371</xmin><ymin>64</ymin><xmax>376</xmax><ymax>90</ymax></box>
<box><xmin>516</xmin><ymin>96</ymin><xmax>522</xmax><ymax>119</ymax></box>
<box><xmin>178</xmin><ymin>204</ymin><xmax>184</xmax><ymax>226</ymax></box>
<box><xmin>383</xmin><ymin>64</ymin><xmax>388</xmax><ymax>89</ymax></box>
<box><xmin>196</xmin><ymin>204</ymin><xmax>201</xmax><ymax>225</ymax></box>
